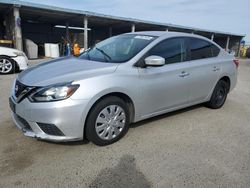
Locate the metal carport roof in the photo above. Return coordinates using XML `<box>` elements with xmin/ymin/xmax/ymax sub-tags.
<box><xmin>0</xmin><ymin>0</ymin><xmax>245</xmax><ymax>38</ymax></box>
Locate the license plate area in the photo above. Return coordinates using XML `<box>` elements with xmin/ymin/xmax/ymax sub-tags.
<box><xmin>9</xmin><ymin>97</ymin><xmax>16</xmax><ymax>113</ymax></box>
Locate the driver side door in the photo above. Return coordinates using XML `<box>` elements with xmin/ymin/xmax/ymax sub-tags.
<box><xmin>138</xmin><ymin>37</ymin><xmax>191</xmax><ymax>118</ymax></box>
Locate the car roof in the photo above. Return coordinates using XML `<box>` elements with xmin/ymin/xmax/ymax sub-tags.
<box><xmin>125</xmin><ymin>31</ymin><xmax>222</xmax><ymax>48</ymax></box>
<box><xmin>127</xmin><ymin>31</ymin><xmax>208</xmax><ymax>39</ymax></box>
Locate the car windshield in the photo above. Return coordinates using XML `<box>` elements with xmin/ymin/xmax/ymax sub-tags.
<box><xmin>79</xmin><ymin>34</ymin><xmax>157</xmax><ymax>63</ymax></box>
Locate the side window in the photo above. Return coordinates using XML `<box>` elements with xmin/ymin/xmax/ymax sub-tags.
<box><xmin>189</xmin><ymin>38</ymin><xmax>220</xmax><ymax>60</ymax></box>
<box><xmin>148</xmin><ymin>38</ymin><xmax>186</xmax><ymax>64</ymax></box>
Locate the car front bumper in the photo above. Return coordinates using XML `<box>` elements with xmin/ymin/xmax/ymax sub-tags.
<box><xmin>12</xmin><ymin>55</ymin><xmax>28</xmax><ymax>70</ymax></box>
<box><xmin>9</xmin><ymin>96</ymin><xmax>90</xmax><ymax>142</ymax></box>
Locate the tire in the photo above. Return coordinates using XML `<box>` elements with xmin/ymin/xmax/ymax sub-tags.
<box><xmin>0</xmin><ymin>56</ymin><xmax>16</xmax><ymax>74</ymax></box>
<box><xmin>206</xmin><ymin>80</ymin><xmax>229</xmax><ymax>109</ymax></box>
<box><xmin>85</xmin><ymin>96</ymin><xmax>130</xmax><ymax>146</ymax></box>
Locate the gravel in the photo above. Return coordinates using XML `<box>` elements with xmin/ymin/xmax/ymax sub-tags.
<box><xmin>0</xmin><ymin>58</ymin><xmax>250</xmax><ymax>188</ymax></box>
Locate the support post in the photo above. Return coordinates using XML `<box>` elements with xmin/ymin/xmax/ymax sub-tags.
<box><xmin>131</xmin><ymin>24</ymin><xmax>135</xmax><ymax>32</ymax></box>
<box><xmin>211</xmin><ymin>34</ymin><xmax>214</xmax><ymax>41</ymax></box>
<box><xmin>226</xmin><ymin>36</ymin><xmax>230</xmax><ymax>52</ymax></box>
<box><xmin>13</xmin><ymin>6</ymin><xmax>23</xmax><ymax>51</ymax></box>
<box><xmin>84</xmin><ymin>16</ymin><xmax>88</xmax><ymax>50</ymax></box>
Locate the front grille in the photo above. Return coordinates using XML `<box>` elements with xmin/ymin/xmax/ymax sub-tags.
<box><xmin>15</xmin><ymin>80</ymin><xmax>28</xmax><ymax>98</ymax></box>
<box><xmin>16</xmin><ymin>115</ymin><xmax>32</xmax><ymax>131</ymax></box>
<box><xmin>14</xmin><ymin>80</ymin><xmax>35</xmax><ymax>103</ymax></box>
<box><xmin>37</xmin><ymin>123</ymin><xmax>65</xmax><ymax>136</ymax></box>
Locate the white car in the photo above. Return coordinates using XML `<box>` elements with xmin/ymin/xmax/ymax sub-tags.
<box><xmin>0</xmin><ymin>47</ymin><xmax>28</xmax><ymax>74</ymax></box>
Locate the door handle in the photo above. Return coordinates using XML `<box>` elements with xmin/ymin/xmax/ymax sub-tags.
<box><xmin>213</xmin><ymin>66</ymin><xmax>220</xmax><ymax>71</ymax></box>
<box><xmin>179</xmin><ymin>71</ymin><xmax>190</xmax><ymax>77</ymax></box>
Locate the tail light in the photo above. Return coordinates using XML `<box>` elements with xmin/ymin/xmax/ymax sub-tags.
<box><xmin>233</xmin><ymin>59</ymin><xmax>239</xmax><ymax>68</ymax></box>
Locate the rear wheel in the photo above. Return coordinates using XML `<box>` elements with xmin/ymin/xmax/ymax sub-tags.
<box><xmin>0</xmin><ymin>56</ymin><xmax>16</xmax><ymax>74</ymax></box>
<box><xmin>85</xmin><ymin>96</ymin><xmax>130</xmax><ymax>146</ymax></box>
<box><xmin>206</xmin><ymin>80</ymin><xmax>229</xmax><ymax>109</ymax></box>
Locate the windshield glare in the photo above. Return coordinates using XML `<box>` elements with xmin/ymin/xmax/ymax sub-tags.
<box><xmin>79</xmin><ymin>34</ymin><xmax>156</xmax><ymax>63</ymax></box>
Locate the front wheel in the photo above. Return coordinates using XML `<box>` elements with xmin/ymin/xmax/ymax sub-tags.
<box><xmin>0</xmin><ymin>56</ymin><xmax>16</xmax><ymax>74</ymax></box>
<box><xmin>206</xmin><ymin>80</ymin><xmax>229</xmax><ymax>109</ymax></box>
<box><xmin>85</xmin><ymin>96</ymin><xmax>130</xmax><ymax>146</ymax></box>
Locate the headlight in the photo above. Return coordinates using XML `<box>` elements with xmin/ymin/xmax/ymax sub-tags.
<box><xmin>13</xmin><ymin>51</ymin><xmax>25</xmax><ymax>57</ymax></box>
<box><xmin>29</xmin><ymin>83</ymin><xmax>79</xmax><ymax>102</ymax></box>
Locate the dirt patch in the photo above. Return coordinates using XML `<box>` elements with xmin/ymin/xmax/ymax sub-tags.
<box><xmin>89</xmin><ymin>154</ymin><xmax>151</xmax><ymax>188</ymax></box>
<box><xmin>0</xmin><ymin>120</ymin><xmax>76</xmax><ymax>178</ymax></box>
<box><xmin>0</xmin><ymin>144</ymin><xmax>34</xmax><ymax>177</ymax></box>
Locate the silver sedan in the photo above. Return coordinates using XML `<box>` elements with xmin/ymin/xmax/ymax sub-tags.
<box><xmin>9</xmin><ymin>31</ymin><xmax>238</xmax><ymax>145</ymax></box>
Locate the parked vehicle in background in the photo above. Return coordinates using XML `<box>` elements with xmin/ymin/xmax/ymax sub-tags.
<box><xmin>241</xmin><ymin>45</ymin><xmax>250</xmax><ymax>58</ymax></box>
<box><xmin>0</xmin><ymin>46</ymin><xmax>28</xmax><ymax>74</ymax></box>
<box><xmin>246</xmin><ymin>47</ymin><xmax>250</xmax><ymax>58</ymax></box>
<box><xmin>9</xmin><ymin>31</ymin><xmax>238</xmax><ymax>145</ymax></box>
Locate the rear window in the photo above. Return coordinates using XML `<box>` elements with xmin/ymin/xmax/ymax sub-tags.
<box><xmin>189</xmin><ymin>38</ymin><xmax>220</xmax><ymax>60</ymax></box>
<box><xmin>211</xmin><ymin>44</ymin><xmax>220</xmax><ymax>57</ymax></box>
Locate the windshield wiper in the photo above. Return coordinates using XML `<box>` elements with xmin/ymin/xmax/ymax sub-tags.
<box><xmin>95</xmin><ymin>47</ymin><xmax>112</xmax><ymax>61</ymax></box>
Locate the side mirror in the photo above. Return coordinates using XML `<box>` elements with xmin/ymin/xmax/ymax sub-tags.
<box><xmin>144</xmin><ymin>55</ymin><xmax>165</xmax><ymax>67</ymax></box>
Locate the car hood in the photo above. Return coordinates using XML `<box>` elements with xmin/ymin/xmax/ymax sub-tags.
<box><xmin>18</xmin><ymin>57</ymin><xmax>119</xmax><ymax>86</ymax></box>
<box><xmin>0</xmin><ymin>46</ymin><xmax>25</xmax><ymax>56</ymax></box>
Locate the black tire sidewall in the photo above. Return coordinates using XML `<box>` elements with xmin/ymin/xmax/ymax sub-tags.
<box><xmin>85</xmin><ymin>96</ymin><xmax>130</xmax><ymax>146</ymax></box>
<box><xmin>207</xmin><ymin>80</ymin><xmax>228</xmax><ymax>109</ymax></box>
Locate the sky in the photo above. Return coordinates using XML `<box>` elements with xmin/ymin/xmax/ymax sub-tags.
<box><xmin>24</xmin><ymin>0</ymin><xmax>250</xmax><ymax>42</ymax></box>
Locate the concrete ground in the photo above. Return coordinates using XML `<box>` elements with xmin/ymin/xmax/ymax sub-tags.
<box><xmin>0</xmin><ymin>59</ymin><xmax>250</xmax><ymax>188</ymax></box>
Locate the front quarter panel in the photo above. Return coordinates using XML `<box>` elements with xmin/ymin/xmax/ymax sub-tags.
<box><xmin>71</xmin><ymin>65</ymin><xmax>140</xmax><ymax>122</ymax></box>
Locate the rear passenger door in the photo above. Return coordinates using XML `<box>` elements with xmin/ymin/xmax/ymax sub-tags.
<box><xmin>185</xmin><ymin>37</ymin><xmax>221</xmax><ymax>103</ymax></box>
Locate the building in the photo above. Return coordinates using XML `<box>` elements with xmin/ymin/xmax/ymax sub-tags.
<box><xmin>0</xmin><ymin>0</ymin><xmax>245</xmax><ymax>57</ymax></box>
